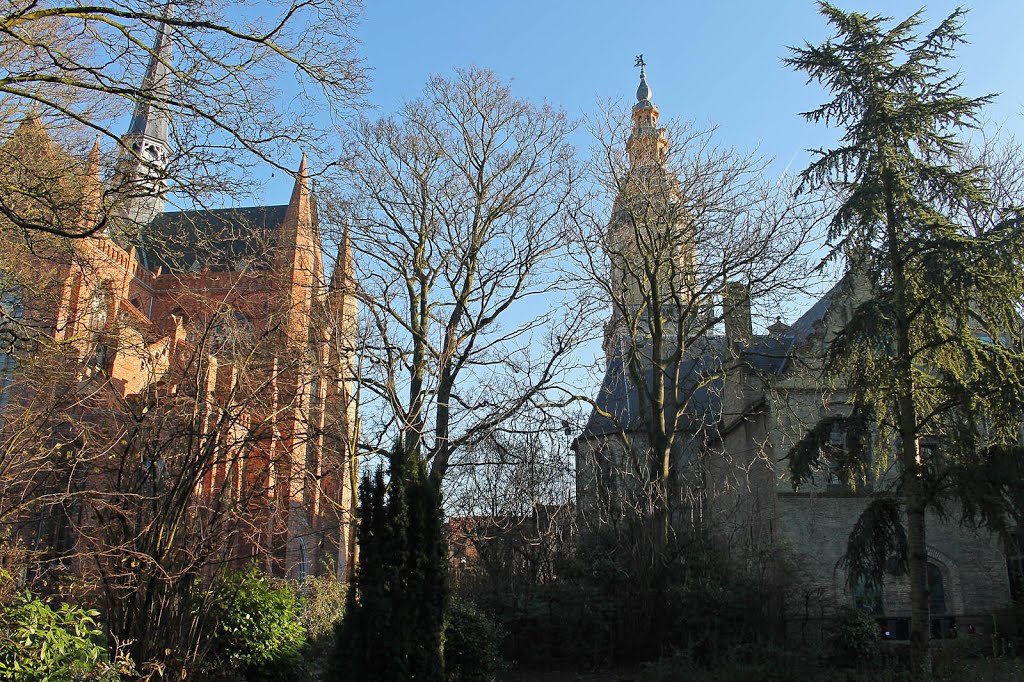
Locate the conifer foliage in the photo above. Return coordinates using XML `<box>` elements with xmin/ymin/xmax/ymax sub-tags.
<box><xmin>334</xmin><ymin>452</ymin><xmax>448</xmax><ymax>681</ymax></box>
<box><xmin>787</xmin><ymin>3</ymin><xmax>1024</xmax><ymax>677</ymax></box>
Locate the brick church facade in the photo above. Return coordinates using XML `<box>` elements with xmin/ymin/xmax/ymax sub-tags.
<box><xmin>0</xmin><ymin>16</ymin><xmax>357</xmax><ymax>580</ymax></box>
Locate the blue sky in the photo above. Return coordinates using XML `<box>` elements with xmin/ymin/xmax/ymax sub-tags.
<box><xmin>297</xmin><ymin>0</ymin><xmax>1024</xmax><ymax>339</ymax></box>
<box><xmin>305</xmin><ymin>2</ymin><xmax>1024</xmax><ymax>414</ymax></box>
<box><xmin>349</xmin><ymin>1</ymin><xmax>1024</xmax><ymax>183</ymax></box>
<box><xmin>309</xmin><ymin>2</ymin><xmax>1024</xmax><ymax>314</ymax></box>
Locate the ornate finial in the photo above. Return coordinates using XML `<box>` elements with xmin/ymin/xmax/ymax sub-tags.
<box><xmin>634</xmin><ymin>55</ymin><xmax>651</xmax><ymax>105</ymax></box>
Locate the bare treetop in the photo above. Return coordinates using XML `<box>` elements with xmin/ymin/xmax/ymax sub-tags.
<box><xmin>0</xmin><ymin>0</ymin><xmax>365</xmax><ymax>236</ymax></box>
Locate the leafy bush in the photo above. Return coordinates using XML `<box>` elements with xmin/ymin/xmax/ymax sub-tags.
<box><xmin>444</xmin><ymin>597</ymin><xmax>501</xmax><ymax>682</ymax></box>
<box><xmin>827</xmin><ymin>605</ymin><xmax>880</xmax><ymax>667</ymax></box>
<box><xmin>207</xmin><ymin>566</ymin><xmax>306</xmax><ymax>680</ymax></box>
<box><xmin>298</xmin><ymin>571</ymin><xmax>347</xmax><ymax>646</ymax></box>
<box><xmin>0</xmin><ymin>592</ymin><xmax>132</xmax><ymax>681</ymax></box>
<box><xmin>296</xmin><ymin>571</ymin><xmax>347</xmax><ymax>680</ymax></box>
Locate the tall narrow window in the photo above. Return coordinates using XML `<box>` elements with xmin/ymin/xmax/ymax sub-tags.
<box><xmin>0</xmin><ymin>287</ymin><xmax>23</xmax><ymax>425</ymax></box>
<box><xmin>852</xmin><ymin>572</ymin><xmax>884</xmax><ymax>615</ymax></box>
<box><xmin>296</xmin><ymin>540</ymin><xmax>309</xmax><ymax>581</ymax></box>
<box><xmin>86</xmin><ymin>287</ymin><xmax>111</xmax><ymax>373</ymax></box>
<box><xmin>1007</xmin><ymin>529</ymin><xmax>1024</xmax><ymax>604</ymax></box>
<box><xmin>928</xmin><ymin>562</ymin><xmax>947</xmax><ymax>615</ymax></box>
<box><xmin>822</xmin><ymin>414</ymin><xmax>872</xmax><ymax>493</ymax></box>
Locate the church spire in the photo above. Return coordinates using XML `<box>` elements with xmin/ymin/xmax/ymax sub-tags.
<box><xmin>127</xmin><ymin>5</ymin><xmax>173</xmax><ymax>145</ymax></box>
<box><xmin>626</xmin><ymin>56</ymin><xmax>667</xmax><ymax>171</ymax></box>
<box><xmin>118</xmin><ymin>3</ymin><xmax>174</xmax><ymax>228</ymax></box>
<box><xmin>603</xmin><ymin>58</ymin><xmax>693</xmax><ymax>360</ymax></box>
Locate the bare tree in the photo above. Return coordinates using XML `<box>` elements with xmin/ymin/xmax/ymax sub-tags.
<box><xmin>0</xmin><ymin>263</ymin><xmax>349</xmax><ymax>675</ymax></box>
<box><xmin>0</xmin><ymin>0</ymin><xmax>364</xmax><ymax>239</ymax></box>
<box><xmin>333</xmin><ymin>66</ymin><xmax>584</xmax><ymax>485</ymax></box>
<box><xmin>0</xmin><ymin>2</ymin><xmax>363</xmax><ymax>674</ymax></box>
<box><xmin>445</xmin><ymin>408</ymin><xmax>577</xmax><ymax>591</ymax></box>
<box><xmin>0</xmin><ymin>141</ymin><xmax>354</xmax><ymax>675</ymax></box>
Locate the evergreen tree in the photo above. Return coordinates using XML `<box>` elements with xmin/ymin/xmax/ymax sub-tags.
<box><xmin>334</xmin><ymin>452</ymin><xmax>448</xmax><ymax>681</ymax></box>
<box><xmin>786</xmin><ymin>3</ymin><xmax>1024</xmax><ymax>677</ymax></box>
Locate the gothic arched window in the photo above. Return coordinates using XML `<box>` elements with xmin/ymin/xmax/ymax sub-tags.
<box><xmin>86</xmin><ymin>285</ymin><xmax>113</xmax><ymax>373</ymax></box>
<box><xmin>852</xmin><ymin>573</ymin><xmax>884</xmax><ymax>615</ymax></box>
<box><xmin>296</xmin><ymin>540</ymin><xmax>309</xmax><ymax>581</ymax></box>
<box><xmin>209</xmin><ymin>309</ymin><xmax>253</xmax><ymax>357</ymax></box>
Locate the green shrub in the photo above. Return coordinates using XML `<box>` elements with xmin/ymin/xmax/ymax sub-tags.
<box><xmin>298</xmin><ymin>571</ymin><xmax>347</xmax><ymax>646</ymax></box>
<box><xmin>828</xmin><ymin>605</ymin><xmax>880</xmax><ymax>667</ymax></box>
<box><xmin>334</xmin><ymin>456</ymin><xmax>448</xmax><ymax>682</ymax></box>
<box><xmin>296</xmin><ymin>571</ymin><xmax>347</xmax><ymax>679</ymax></box>
<box><xmin>444</xmin><ymin>597</ymin><xmax>500</xmax><ymax>682</ymax></box>
<box><xmin>0</xmin><ymin>592</ymin><xmax>132</xmax><ymax>681</ymax></box>
<box><xmin>207</xmin><ymin>566</ymin><xmax>306</xmax><ymax>680</ymax></box>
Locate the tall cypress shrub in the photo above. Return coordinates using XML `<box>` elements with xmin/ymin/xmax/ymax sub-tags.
<box><xmin>334</xmin><ymin>451</ymin><xmax>448</xmax><ymax>681</ymax></box>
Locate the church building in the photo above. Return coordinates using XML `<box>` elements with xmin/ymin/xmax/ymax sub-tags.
<box><xmin>0</xmin><ymin>14</ymin><xmax>357</xmax><ymax>580</ymax></box>
<box><xmin>575</xmin><ymin>66</ymin><xmax>1014</xmax><ymax>641</ymax></box>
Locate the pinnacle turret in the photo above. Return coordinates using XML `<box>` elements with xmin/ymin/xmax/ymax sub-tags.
<box><xmin>603</xmin><ymin>57</ymin><xmax>693</xmax><ymax>360</ymax></box>
<box><xmin>626</xmin><ymin>58</ymin><xmax>666</xmax><ymax>171</ymax></box>
<box><xmin>635</xmin><ymin>56</ymin><xmax>653</xmax><ymax>108</ymax></box>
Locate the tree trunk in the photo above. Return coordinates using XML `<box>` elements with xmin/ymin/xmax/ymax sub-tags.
<box><xmin>904</xmin><ymin>463</ymin><xmax>931</xmax><ymax>678</ymax></box>
<box><xmin>884</xmin><ymin>167</ymin><xmax>930</xmax><ymax>678</ymax></box>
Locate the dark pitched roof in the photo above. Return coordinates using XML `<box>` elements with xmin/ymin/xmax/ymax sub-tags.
<box><xmin>579</xmin><ymin>283</ymin><xmax>842</xmax><ymax>440</ymax></box>
<box><xmin>580</xmin><ymin>338</ymin><xmax>726</xmax><ymax>439</ymax></box>
<box><xmin>141</xmin><ymin>205</ymin><xmax>288</xmax><ymax>273</ymax></box>
<box><xmin>742</xmin><ymin>334</ymin><xmax>794</xmax><ymax>375</ymax></box>
<box><xmin>789</xmin><ymin>280</ymin><xmax>843</xmax><ymax>343</ymax></box>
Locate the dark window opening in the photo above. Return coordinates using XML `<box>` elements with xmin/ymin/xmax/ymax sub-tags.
<box><xmin>1007</xmin><ymin>529</ymin><xmax>1024</xmax><ymax>604</ymax></box>
<box><xmin>823</xmin><ymin>416</ymin><xmax>872</xmax><ymax>493</ymax></box>
<box><xmin>852</xmin><ymin>573</ymin><xmax>884</xmax><ymax>615</ymax></box>
<box><xmin>928</xmin><ymin>562</ymin><xmax>947</xmax><ymax>616</ymax></box>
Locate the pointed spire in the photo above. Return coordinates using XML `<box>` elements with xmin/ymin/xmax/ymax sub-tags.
<box><xmin>287</xmin><ymin>152</ymin><xmax>311</xmax><ymax>218</ymax></box>
<box><xmin>127</xmin><ymin>3</ymin><xmax>174</xmax><ymax>144</ymax></box>
<box><xmin>11</xmin><ymin>112</ymin><xmax>54</xmax><ymax>153</ymax></box>
<box><xmin>626</xmin><ymin>58</ymin><xmax>665</xmax><ymax>170</ymax></box>
<box><xmin>330</xmin><ymin>220</ymin><xmax>353</xmax><ymax>292</ymax></box>
<box><xmin>82</xmin><ymin>136</ymin><xmax>104</xmax><ymax>228</ymax></box>
<box><xmin>86</xmin><ymin>135</ymin><xmax>102</xmax><ymax>179</ymax></box>
<box><xmin>278</xmin><ymin>152</ymin><xmax>315</xmax><ymax>268</ymax></box>
<box><xmin>22</xmin><ymin>110</ymin><xmax>43</xmax><ymax>131</ymax></box>
<box><xmin>117</xmin><ymin>3</ymin><xmax>174</xmax><ymax>229</ymax></box>
<box><xmin>636</xmin><ymin>69</ymin><xmax>652</xmax><ymax>107</ymax></box>
<box><xmin>634</xmin><ymin>54</ymin><xmax>653</xmax><ymax>109</ymax></box>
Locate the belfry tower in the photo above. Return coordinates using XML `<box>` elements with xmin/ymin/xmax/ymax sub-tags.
<box><xmin>603</xmin><ymin>59</ymin><xmax>697</xmax><ymax>360</ymax></box>
<box><xmin>118</xmin><ymin>5</ymin><xmax>174</xmax><ymax>229</ymax></box>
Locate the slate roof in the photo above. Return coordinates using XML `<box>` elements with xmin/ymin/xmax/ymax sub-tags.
<box><xmin>742</xmin><ymin>334</ymin><xmax>793</xmax><ymax>375</ymax></box>
<box><xmin>581</xmin><ymin>338</ymin><xmax>726</xmax><ymax>439</ymax></box>
<box><xmin>579</xmin><ymin>284</ymin><xmax>840</xmax><ymax>440</ymax></box>
<box><xmin>141</xmin><ymin>205</ymin><xmax>288</xmax><ymax>273</ymax></box>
